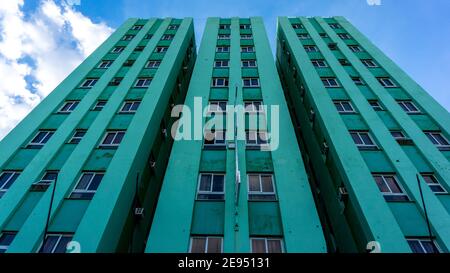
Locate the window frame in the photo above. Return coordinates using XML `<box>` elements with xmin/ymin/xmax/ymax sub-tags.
<box><xmin>161</xmin><ymin>34</ymin><xmax>174</xmax><ymax>41</ymax></box>
<box><xmin>69</xmin><ymin>129</ymin><xmax>87</xmax><ymax>144</ymax></box>
<box><xmin>241</xmin><ymin>60</ymin><xmax>257</xmax><ymax>68</ymax></box>
<box><xmin>218</xmin><ymin>34</ymin><xmax>230</xmax><ymax>40</ymax></box>
<box><xmin>80</xmin><ymin>78</ymin><xmax>98</xmax><ymax>88</ymax></box>
<box><xmin>154</xmin><ymin>46</ymin><xmax>168</xmax><ymax>53</ymax></box>
<box><xmin>111</xmin><ymin>46</ymin><xmax>124</xmax><ymax>53</ymax></box>
<box><xmin>27</xmin><ymin>130</ymin><xmax>54</xmax><ymax>148</ymax></box>
<box><xmin>349</xmin><ymin>130</ymin><xmax>377</xmax><ymax>149</ymax></box>
<box><xmin>247</xmin><ymin>173</ymin><xmax>277</xmax><ymax>200</ymax></box>
<box><xmin>189</xmin><ymin>236</ymin><xmax>223</xmax><ymax>253</ymax></box>
<box><xmin>304</xmin><ymin>45</ymin><xmax>318</xmax><ymax>52</ymax></box>
<box><xmin>203</xmin><ymin>130</ymin><xmax>226</xmax><ymax>147</ymax></box>
<box><xmin>321</xmin><ymin>77</ymin><xmax>340</xmax><ymax>88</ymax></box>
<box><xmin>145</xmin><ymin>60</ymin><xmax>161</xmax><ymax>68</ymax></box>
<box><xmin>311</xmin><ymin>59</ymin><xmax>328</xmax><ymax>68</ymax></box>
<box><xmin>250</xmin><ymin>237</ymin><xmax>284</xmax><ymax>253</ymax></box>
<box><xmin>0</xmin><ymin>171</ymin><xmax>20</xmax><ymax>198</ymax></box>
<box><xmin>245</xmin><ymin>130</ymin><xmax>269</xmax><ymax>147</ymax></box>
<box><xmin>69</xmin><ymin>172</ymin><xmax>105</xmax><ymax>199</ymax></box>
<box><xmin>216</xmin><ymin>46</ymin><xmax>230</xmax><ymax>53</ymax></box>
<box><xmin>242</xmin><ymin>77</ymin><xmax>260</xmax><ymax>88</ymax></box>
<box><xmin>196</xmin><ymin>173</ymin><xmax>226</xmax><ymax>200</ymax></box>
<box><xmin>244</xmin><ymin>101</ymin><xmax>264</xmax><ymax>113</ymax></box>
<box><xmin>38</xmin><ymin>233</ymin><xmax>74</xmax><ymax>253</ymax></box>
<box><xmin>58</xmin><ymin>101</ymin><xmax>79</xmax><ymax>113</ymax></box>
<box><xmin>207</xmin><ymin>101</ymin><xmax>227</xmax><ymax>113</ymax></box>
<box><xmin>348</xmin><ymin>45</ymin><xmax>363</xmax><ymax>52</ymax></box>
<box><xmin>214</xmin><ymin>60</ymin><xmax>229</xmax><ymax>68</ymax></box>
<box><xmin>99</xmin><ymin>130</ymin><xmax>126</xmax><ymax>148</ymax></box>
<box><xmin>241</xmin><ymin>46</ymin><xmax>255</xmax><ymax>53</ymax></box>
<box><xmin>377</xmin><ymin>77</ymin><xmax>397</xmax><ymax>88</ymax></box>
<box><xmin>424</xmin><ymin>131</ymin><xmax>450</xmax><ymax>149</ymax></box>
<box><xmin>361</xmin><ymin>59</ymin><xmax>379</xmax><ymax>68</ymax></box>
<box><xmin>397</xmin><ymin>100</ymin><xmax>420</xmax><ymax>114</ymax></box>
<box><xmin>421</xmin><ymin>173</ymin><xmax>447</xmax><ymax>194</ymax></box>
<box><xmin>406</xmin><ymin>238</ymin><xmax>441</xmax><ymax>253</ymax></box>
<box><xmin>297</xmin><ymin>33</ymin><xmax>310</xmax><ymax>40</ymax></box>
<box><xmin>368</xmin><ymin>100</ymin><xmax>384</xmax><ymax>111</ymax></box>
<box><xmin>211</xmin><ymin>77</ymin><xmax>229</xmax><ymax>87</ymax></box>
<box><xmin>0</xmin><ymin>232</ymin><xmax>16</xmax><ymax>253</ymax></box>
<box><xmin>372</xmin><ymin>173</ymin><xmax>409</xmax><ymax>201</ymax></box>
<box><xmin>334</xmin><ymin>100</ymin><xmax>355</xmax><ymax>114</ymax></box>
<box><xmin>240</xmin><ymin>34</ymin><xmax>253</xmax><ymax>40</ymax></box>
<box><xmin>93</xmin><ymin>100</ymin><xmax>107</xmax><ymax>111</ymax></box>
<box><xmin>134</xmin><ymin>77</ymin><xmax>152</xmax><ymax>88</ymax></box>
<box><xmin>119</xmin><ymin>100</ymin><xmax>141</xmax><ymax>113</ymax></box>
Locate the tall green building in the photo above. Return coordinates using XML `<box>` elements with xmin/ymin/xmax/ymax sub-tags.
<box><xmin>0</xmin><ymin>18</ymin><xmax>196</xmax><ymax>253</ymax></box>
<box><xmin>277</xmin><ymin>16</ymin><xmax>450</xmax><ymax>253</ymax></box>
<box><xmin>146</xmin><ymin>17</ymin><xmax>326</xmax><ymax>253</ymax></box>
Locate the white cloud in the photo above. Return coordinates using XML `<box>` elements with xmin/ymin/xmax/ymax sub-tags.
<box><xmin>0</xmin><ymin>0</ymin><xmax>113</xmax><ymax>140</ymax></box>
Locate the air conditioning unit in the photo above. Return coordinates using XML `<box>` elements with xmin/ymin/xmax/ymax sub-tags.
<box><xmin>134</xmin><ymin>207</ymin><xmax>145</xmax><ymax>219</ymax></box>
<box><xmin>338</xmin><ymin>186</ymin><xmax>349</xmax><ymax>202</ymax></box>
<box><xmin>149</xmin><ymin>160</ymin><xmax>156</xmax><ymax>168</ymax></box>
<box><xmin>30</xmin><ymin>180</ymin><xmax>52</xmax><ymax>191</ymax></box>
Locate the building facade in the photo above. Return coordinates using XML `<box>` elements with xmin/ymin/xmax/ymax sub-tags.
<box><xmin>146</xmin><ymin>17</ymin><xmax>326</xmax><ymax>253</ymax></box>
<box><xmin>277</xmin><ymin>16</ymin><xmax>450</xmax><ymax>253</ymax></box>
<box><xmin>0</xmin><ymin>18</ymin><xmax>196</xmax><ymax>253</ymax></box>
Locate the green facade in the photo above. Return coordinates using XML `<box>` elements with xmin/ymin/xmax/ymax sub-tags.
<box><xmin>276</xmin><ymin>16</ymin><xmax>450</xmax><ymax>253</ymax></box>
<box><xmin>146</xmin><ymin>17</ymin><xmax>326</xmax><ymax>253</ymax></box>
<box><xmin>0</xmin><ymin>18</ymin><xmax>196</xmax><ymax>253</ymax></box>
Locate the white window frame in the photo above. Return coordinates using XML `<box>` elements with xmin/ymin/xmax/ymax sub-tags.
<box><xmin>93</xmin><ymin>100</ymin><xmax>106</xmax><ymax>111</ymax></box>
<box><xmin>424</xmin><ymin>131</ymin><xmax>450</xmax><ymax>149</ymax></box>
<box><xmin>58</xmin><ymin>101</ymin><xmax>79</xmax><ymax>113</ymax></box>
<box><xmin>208</xmin><ymin>101</ymin><xmax>227</xmax><ymax>113</ymax></box>
<box><xmin>297</xmin><ymin>33</ymin><xmax>310</xmax><ymax>40</ymax></box>
<box><xmin>204</xmin><ymin>130</ymin><xmax>226</xmax><ymax>147</ymax></box>
<box><xmin>292</xmin><ymin>24</ymin><xmax>303</xmax><ymax>29</ymax></box>
<box><xmin>34</xmin><ymin>171</ymin><xmax>58</xmax><ymax>187</ymax></box>
<box><xmin>0</xmin><ymin>232</ymin><xmax>16</xmax><ymax>253</ymax></box>
<box><xmin>406</xmin><ymin>238</ymin><xmax>440</xmax><ymax>253</ymax></box>
<box><xmin>329</xmin><ymin>23</ymin><xmax>341</xmax><ymax>29</ymax></box>
<box><xmin>350</xmin><ymin>131</ymin><xmax>377</xmax><ymax>149</ymax></box>
<box><xmin>338</xmin><ymin>33</ymin><xmax>351</xmax><ymax>39</ymax></box>
<box><xmin>421</xmin><ymin>173</ymin><xmax>447</xmax><ymax>194</ymax></box>
<box><xmin>120</xmin><ymin>101</ymin><xmax>141</xmax><ymax>113</ymax></box>
<box><xmin>219</xmin><ymin>24</ymin><xmax>230</xmax><ymax>30</ymax></box>
<box><xmin>135</xmin><ymin>77</ymin><xmax>152</xmax><ymax>88</ymax></box>
<box><xmin>0</xmin><ymin>171</ymin><xmax>20</xmax><ymax>197</ymax></box>
<box><xmin>99</xmin><ymin>130</ymin><xmax>126</xmax><ymax>148</ymax></box>
<box><xmin>242</xmin><ymin>60</ymin><xmax>257</xmax><ymax>68</ymax></box>
<box><xmin>377</xmin><ymin>77</ymin><xmax>397</xmax><ymax>88</ymax></box>
<box><xmin>390</xmin><ymin>131</ymin><xmax>406</xmax><ymax>140</ymax></box>
<box><xmin>311</xmin><ymin>59</ymin><xmax>328</xmax><ymax>68</ymax></box>
<box><xmin>69</xmin><ymin>129</ymin><xmax>86</xmax><ymax>144</ymax></box>
<box><xmin>240</xmin><ymin>24</ymin><xmax>252</xmax><ymax>29</ymax></box>
<box><xmin>214</xmin><ymin>60</ymin><xmax>229</xmax><ymax>68</ymax></box>
<box><xmin>334</xmin><ymin>100</ymin><xmax>355</xmax><ymax>113</ymax></box>
<box><xmin>243</xmin><ymin>78</ymin><xmax>260</xmax><ymax>88</ymax></box>
<box><xmin>247</xmin><ymin>173</ymin><xmax>276</xmax><ymax>199</ymax></box>
<box><xmin>304</xmin><ymin>45</ymin><xmax>318</xmax><ymax>52</ymax></box>
<box><xmin>161</xmin><ymin>34</ymin><xmax>174</xmax><ymax>40</ymax></box>
<box><xmin>131</xmin><ymin>25</ymin><xmax>143</xmax><ymax>30</ymax></box>
<box><xmin>70</xmin><ymin>172</ymin><xmax>104</xmax><ymax>199</ymax></box>
<box><xmin>167</xmin><ymin>24</ymin><xmax>179</xmax><ymax>30</ymax></box>
<box><xmin>348</xmin><ymin>45</ymin><xmax>363</xmax><ymax>52</ymax></box>
<box><xmin>321</xmin><ymin>77</ymin><xmax>340</xmax><ymax>88</ymax></box>
<box><xmin>98</xmin><ymin>60</ymin><xmax>113</xmax><ymax>69</ymax></box>
<box><xmin>111</xmin><ymin>46</ymin><xmax>124</xmax><ymax>53</ymax></box>
<box><xmin>28</xmin><ymin>130</ymin><xmax>54</xmax><ymax>148</ymax></box>
<box><xmin>196</xmin><ymin>173</ymin><xmax>225</xmax><ymax>200</ymax></box>
<box><xmin>397</xmin><ymin>100</ymin><xmax>420</xmax><ymax>114</ymax></box>
<box><xmin>240</xmin><ymin>34</ymin><xmax>253</xmax><ymax>40</ymax></box>
<box><xmin>241</xmin><ymin>46</ymin><xmax>255</xmax><ymax>53</ymax></box>
<box><xmin>154</xmin><ymin>46</ymin><xmax>168</xmax><ymax>53</ymax></box>
<box><xmin>216</xmin><ymin>46</ymin><xmax>230</xmax><ymax>53</ymax></box>
<box><xmin>38</xmin><ymin>234</ymin><xmax>74</xmax><ymax>253</ymax></box>
<box><xmin>80</xmin><ymin>78</ymin><xmax>98</xmax><ymax>88</ymax></box>
<box><xmin>361</xmin><ymin>59</ymin><xmax>378</xmax><ymax>68</ymax></box>
<box><xmin>352</xmin><ymin>77</ymin><xmax>364</xmax><ymax>85</ymax></box>
<box><xmin>244</xmin><ymin>101</ymin><xmax>264</xmax><ymax>113</ymax></box>
<box><xmin>246</xmin><ymin>131</ymin><xmax>269</xmax><ymax>147</ymax></box>
<box><xmin>189</xmin><ymin>236</ymin><xmax>223</xmax><ymax>253</ymax></box>
<box><xmin>368</xmin><ymin>100</ymin><xmax>383</xmax><ymax>111</ymax></box>
<box><xmin>372</xmin><ymin>174</ymin><xmax>409</xmax><ymax>200</ymax></box>
<box><xmin>122</xmin><ymin>34</ymin><xmax>135</xmax><ymax>41</ymax></box>
<box><xmin>146</xmin><ymin>60</ymin><xmax>161</xmax><ymax>68</ymax></box>
<box><xmin>218</xmin><ymin>34</ymin><xmax>230</xmax><ymax>40</ymax></box>
<box><xmin>211</xmin><ymin>78</ymin><xmax>229</xmax><ymax>87</ymax></box>
<box><xmin>250</xmin><ymin>237</ymin><xmax>284</xmax><ymax>253</ymax></box>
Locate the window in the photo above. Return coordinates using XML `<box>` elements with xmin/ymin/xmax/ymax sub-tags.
<box><xmin>242</xmin><ymin>60</ymin><xmax>257</xmax><ymax>68</ymax></box>
<box><xmin>135</xmin><ymin>77</ymin><xmax>152</xmax><ymax>88</ymax></box>
<box><xmin>27</xmin><ymin>130</ymin><xmax>54</xmax><ymax>149</ymax></box>
<box><xmin>216</xmin><ymin>46</ymin><xmax>230</xmax><ymax>53</ymax></box>
<box><xmin>208</xmin><ymin>101</ymin><xmax>227</xmax><ymax>113</ymax></box>
<box><xmin>352</xmin><ymin>77</ymin><xmax>364</xmax><ymax>85</ymax></box>
<box><xmin>39</xmin><ymin>234</ymin><xmax>73</xmax><ymax>253</ymax></box>
<box><xmin>328</xmin><ymin>43</ymin><xmax>338</xmax><ymax>50</ymax></box>
<box><xmin>377</xmin><ymin>77</ymin><xmax>396</xmax><ymax>88</ymax></box>
<box><xmin>154</xmin><ymin>46</ymin><xmax>168</xmax><ymax>53</ymax></box>
<box><xmin>243</xmin><ymin>78</ymin><xmax>260</xmax><ymax>87</ymax></box>
<box><xmin>292</xmin><ymin>24</ymin><xmax>303</xmax><ymax>29</ymax></box>
<box><xmin>189</xmin><ymin>237</ymin><xmax>223</xmax><ymax>253</ymax></box>
<box><xmin>361</xmin><ymin>59</ymin><xmax>378</xmax><ymax>68</ymax></box>
<box><xmin>167</xmin><ymin>24</ymin><xmax>179</xmax><ymax>30</ymax></box>
<box><xmin>120</xmin><ymin>101</ymin><xmax>141</xmax><ymax>113</ymax></box>
<box><xmin>338</xmin><ymin>33</ymin><xmax>351</xmax><ymax>39</ymax></box>
<box><xmin>122</xmin><ymin>34</ymin><xmax>135</xmax><ymax>41</ymax></box>
<box><xmin>93</xmin><ymin>100</ymin><xmax>106</xmax><ymax>111</ymax></box>
<box><xmin>33</xmin><ymin>171</ymin><xmax>58</xmax><ymax>189</ymax></box>
<box><xmin>339</xmin><ymin>59</ymin><xmax>350</xmax><ymax>66</ymax></box>
<box><xmin>311</xmin><ymin>59</ymin><xmax>328</xmax><ymax>68</ymax></box>
<box><xmin>69</xmin><ymin>129</ymin><xmax>86</xmax><ymax>144</ymax></box>
<box><xmin>246</xmin><ymin>131</ymin><xmax>268</xmax><ymax>147</ymax></box>
<box><xmin>161</xmin><ymin>34</ymin><xmax>174</xmax><ymax>40</ymax></box>
<box><xmin>369</xmin><ymin>100</ymin><xmax>383</xmax><ymax>111</ymax></box>
<box><xmin>144</xmin><ymin>34</ymin><xmax>153</xmax><ymax>39</ymax></box>
<box><xmin>424</xmin><ymin>131</ymin><xmax>450</xmax><ymax>149</ymax></box>
<box><xmin>204</xmin><ymin>130</ymin><xmax>226</xmax><ymax>147</ymax></box>
<box><xmin>131</xmin><ymin>25</ymin><xmax>143</xmax><ymax>30</ymax></box>
<box><xmin>248</xmin><ymin>174</ymin><xmax>276</xmax><ymax>200</ymax></box>
<box><xmin>0</xmin><ymin>171</ymin><xmax>20</xmax><ymax>198</ymax></box>
<box><xmin>80</xmin><ymin>78</ymin><xmax>98</xmax><ymax>88</ymax></box>
<box><xmin>214</xmin><ymin>60</ymin><xmax>229</xmax><ymax>68</ymax></box>
<box><xmin>134</xmin><ymin>46</ymin><xmax>145</xmax><ymax>52</ymax></box>
<box><xmin>349</xmin><ymin>45</ymin><xmax>363</xmax><ymax>52</ymax></box>
<box><xmin>304</xmin><ymin>45</ymin><xmax>318</xmax><ymax>52</ymax></box>
<box><xmin>318</xmin><ymin>33</ymin><xmax>328</xmax><ymax>38</ymax></box>
<box><xmin>350</xmin><ymin>131</ymin><xmax>377</xmax><ymax>149</ymax></box>
<box><xmin>421</xmin><ymin>173</ymin><xmax>447</xmax><ymax>193</ymax></box>
<box><xmin>390</xmin><ymin>131</ymin><xmax>406</xmax><ymax>140</ymax></box>
<box><xmin>321</xmin><ymin>77</ymin><xmax>340</xmax><ymax>88</ymax></box>
<box><xmin>70</xmin><ymin>172</ymin><xmax>104</xmax><ymax>199</ymax></box>
<box><xmin>241</xmin><ymin>34</ymin><xmax>253</xmax><ymax>40</ymax></box>
<box><xmin>59</xmin><ymin>101</ymin><xmax>79</xmax><ymax>113</ymax></box>
<box><xmin>241</xmin><ymin>46</ymin><xmax>255</xmax><ymax>53</ymax></box>
<box><xmin>146</xmin><ymin>60</ymin><xmax>161</xmax><ymax>68</ymax></box>
<box><xmin>212</xmin><ymin>77</ymin><xmax>229</xmax><ymax>87</ymax></box>
<box><xmin>240</xmin><ymin>24</ymin><xmax>251</xmax><ymax>29</ymax></box>
<box><xmin>123</xmin><ymin>60</ymin><xmax>135</xmax><ymax>67</ymax></box>
<box><xmin>0</xmin><ymin>232</ymin><xmax>16</xmax><ymax>253</ymax></box>
<box><xmin>407</xmin><ymin>238</ymin><xmax>440</xmax><ymax>253</ymax></box>
<box><xmin>251</xmin><ymin>238</ymin><xmax>283</xmax><ymax>253</ymax></box>
<box><xmin>111</xmin><ymin>46</ymin><xmax>124</xmax><ymax>53</ymax></box>
<box><xmin>329</xmin><ymin>23</ymin><xmax>341</xmax><ymax>29</ymax></box>
<box><xmin>98</xmin><ymin>60</ymin><xmax>113</xmax><ymax>69</ymax></box>
<box><xmin>397</xmin><ymin>100</ymin><xmax>420</xmax><ymax>114</ymax></box>
<box><xmin>219</xmin><ymin>24</ymin><xmax>230</xmax><ymax>30</ymax></box>
<box><xmin>244</xmin><ymin>101</ymin><xmax>263</xmax><ymax>113</ymax></box>
<box><xmin>109</xmin><ymin>77</ymin><xmax>122</xmax><ymax>86</ymax></box>
<box><xmin>197</xmin><ymin>173</ymin><xmax>225</xmax><ymax>200</ymax></box>
<box><xmin>373</xmin><ymin>174</ymin><xmax>409</xmax><ymax>201</ymax></box>
<box><xmin>100</xmin><ymin>130</ymin><xmax>125</xmax><ymax>148</ymax></box>
<box><xmin>334</xmin><ymin>101</ymin><xmax>355</xmax><ymax>113</ymax></box>
<box><xmin>218</xmin><ymin>34</ymin><xmax>230</xmax><ymax>40</ymax></box>
<box><xmin>297</xmin><ymin>33</ymin><xmax>310</xmax><ymax>39</ymax></box>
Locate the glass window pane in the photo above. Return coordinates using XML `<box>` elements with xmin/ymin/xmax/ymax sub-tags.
<box><xmin>212</xmin><ymin>175</ymin><xmax>224</xmax><ymax>192</ymax></box>
<box><xmin>87</xmin><ymin>173</ymin><xmax>103</xmax><ymax>191</ymax></box>
<box><xmin>251</xmin><ymin>239</ymin><xmax>266</xmax><ymax>253</ymax></box>
<box><xmin>76</xmin><ymin>174</ymin><xmax>93</xmax><ymax>190</ymax></box>
<box><xmin>421</xmin><ymin>241</ymin><xmax>438</xmax><ymax>253</ymax></box>
<box><xmin>199</xmin><ymin>175</ymin><xmax>212</xmax><ymax>191</ymax></box>
<box><xmin>190</xmin><ymin>238</ymin><xmax>206</xmax><ymax>253</ymax></box>
<box><xmin>0</xmin><ymin>173</ymin><xmax>13</xmax><ymax>188</ymax></box>
<box><xmin>261</xmin><ymin>175</ymin><xmax>274</xmax><ymax>193</ymax></box>
<box><xmin>374</xmin><ymin>176</ymin><xmax>389</xmax><ymax>193</ymax></box>
<box><xmin>360</xmin><ymin>133</ymin><xmax>373</xmax><ymax>145</ymax></box>
<box><xmin>40</xmin><ymin>236</ymin><xmax>59</xmax><ymax>253</ymax></box>
<box><xmin>385</xmin><ymin>177</ymin><xmax>402</xmax><ymax>193</ymax></box>
<box><xmin>207</xmin><ymin>238</ymin><xmax>222</xmax><ymax>253</ymax></box>
<box><xmin>113</xmin><ymin>132</ymin><xmax>125</xmax><ymax>144</ymax></box>
<box><xmin>54</xmin><ymin>236</ymin><xmax>72</xmax><ymax>253</ymax></box>
<box><xmin>267</xmin><ymin>239</ymin><xmax>282</xmax><ymax>253</ymax></box>
<box><xmin>103</xmin><ymin>133</ymin><xmax>115</xmax><ymax>144</ymax></box>
<box><xmin>32</xmin><ymin>132</ymin><xmax>47</xmax><ymax>143</ymax></box>
<box><xmin>433</xmin><ymin>133</ymin><xmax>449</xmax><ymax>145</ymax></box>
<box><xmin>248</xmin><ymin>175</ymin><xmax>260</xmax><ymax>191</ymax></box>
<box><xmin>408</xmin><ymin>240</ymin><xmax>423</xmax><ymax>253</ymax></box>
<box><xmin>350</xmin><ymin>133</ymin><xmax>362</xmax><ymax>145</ymax></box>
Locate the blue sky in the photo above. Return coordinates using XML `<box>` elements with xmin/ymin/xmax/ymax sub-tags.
<box><xmin>0</xmin><ymin>0</ymin><xmax>449</xmax><ymax>139</ymax></box>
